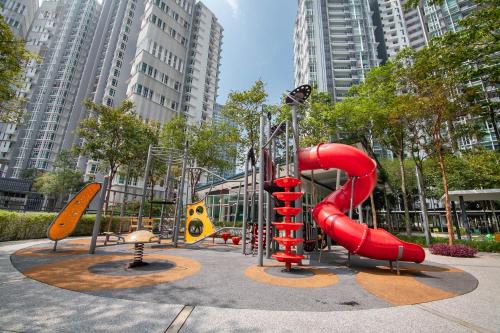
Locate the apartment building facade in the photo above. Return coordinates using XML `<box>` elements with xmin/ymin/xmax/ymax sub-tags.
<box><xmin>3</xmin><ymin>0</ymin><xmax>101</xmax><ymax>178</ymax></box>
<box><xmin>0</xmin><ymin>0</ymin><xmax>38</xmax><ymax>39</ymax></box>
<box><xmin>294</xmin><ymin>0</ymin><xmax>380</xmax><ymax>101</ymax></box>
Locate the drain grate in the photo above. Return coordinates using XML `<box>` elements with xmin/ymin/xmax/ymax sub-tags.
<box><xmin>339</xmin><ymin>301</ymin><xmax>359</xmax><ymax>306</ymax></box>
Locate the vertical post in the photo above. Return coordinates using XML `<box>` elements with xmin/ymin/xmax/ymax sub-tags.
<box><xmin>451</xmin><ymin>201</ymin><xmax>462</xmax><ymax>240</ymax></box>
<box><xmin>459</xmin><ymin>195</ymin><xmax>472</xmax><ymax>240</ymax></box>
<box><xmin>242</xmin><ymin>155</ymin><xmax>250</xmax><ymax>254</ymax></box>
<box><xmin>138</xmin><ymin>144</ymin><xmax>153</xmax><ymax>230</ymax></box>
<box><xmin>291</xmin><ymin>104</ymin><xmax>303</xmax><ymax>255</ymax></box>
<box><xmin>258</xmin><ymin>112</ymin><xmax>265</xmax><ymax>266</ymax></box>
<box><xmin>89</xmin><ymin>176</ymin><xmax>109</xmax><ymax>254</ymax></box>
<box><xmin>415</xmin><ymin>165</ymin><xmax>431</xmax><ymax>246</ymax></box>
<box><xmin>349</xmin><ymin>177</ymin><xmax>356</xmax><ymax>219</ymax></box>
<box><xmin>159</xmin><ymin>156</ymin><xmax>172</xmax><ymax>238</ymax></box>
<box><xmin>173</xmin><ymin>142</ymin><xmax>188</xmax><ymax>247</ymax></box>
<box><xmin>358</xmin><ymin>205</ymin><xmax>363</xmax><ymax>223</ymax></box>
<box><xmin>119</xmin><ymin>162</ymin><xmax>130</xmax><ymax>233</ymax></box>
<box><xmin>490</xmin><ymin>201</ymin><xmax>499</xmax><ymax>233</ymax></box>
<box><xmin>285</xmin><ymin>121</ymin><xmax>289</xmax><ymax>176</ymax></box>
<box><xmin>233</xmin><ymin>183</ymin><xmax>241</xmax><ymax>227</ymax></box>
<box><xmin>265</xmin><ymin>111</ymin><xmax>272</xmax><ymax>259</ymax></box>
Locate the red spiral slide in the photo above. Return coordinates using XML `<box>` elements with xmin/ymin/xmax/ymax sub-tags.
<box><xmin>298</xmin><ymin>143</ymin><xmax>425</xmax><ymax>263</ymax></box>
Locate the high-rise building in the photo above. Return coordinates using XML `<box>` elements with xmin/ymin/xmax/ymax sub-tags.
<box><xmin>3</xmin><ymin>0</ymin><xmax>101</xmax><ymax>178</ymax></box>
<box><xmin>126</xmin><ymin>0</ymin><xmax>194</xmax><ymax>124</ymax></box>
<box><xmin>294</xmin><ymin>0</ymin><xmax>379</xmax><ymax>101</ymax></box>
<box><xmin>0</xmin><ymin>0</ymin><xmax>38</xmax><ymax>39</ymax></box>
<box><xmin>422</xmin><ymin>0</ymin><xmax>475</xmax><ymax>38</ymax></box>
<box><xmin>69</xmin><ymin>0</ymin><xmax>146</xmax><ymax>172</ymax></box>
<box><xmin>1</xmin><ymin>0</ymin><xmax>223</xmax><ymax>179</ymax></box>
<box><xmin>375</xmin><ymin>0</ymin><xmax>428</xmax><ymax>60</ymax></box>
<box><xmin>182</xmin><ymin>2</ymin><xmax>223</xmax><ymax>124</ymax></box>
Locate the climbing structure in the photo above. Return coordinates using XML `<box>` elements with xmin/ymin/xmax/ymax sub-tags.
<box><xmin>272</xmin><ymin>176</ymin><xmax>304</xmax><ymax>271</ymax></box>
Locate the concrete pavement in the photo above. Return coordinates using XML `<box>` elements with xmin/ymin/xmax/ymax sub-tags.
<box><xmin>0</xmin><ymin>239</ymin><xmax>498</xmax><ymax>333</ymax></box>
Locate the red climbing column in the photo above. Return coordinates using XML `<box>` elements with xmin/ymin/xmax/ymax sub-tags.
<box><xmin>271</xmin><ymin>176</ymin><xmax>304</xmax><ymax>271</ymax></box>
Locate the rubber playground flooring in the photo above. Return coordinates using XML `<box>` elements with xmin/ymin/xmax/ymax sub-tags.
<box><xmin>10</xmin><ymin>238</ymin><xmax>478</xmax><ymax>312</ymax></box>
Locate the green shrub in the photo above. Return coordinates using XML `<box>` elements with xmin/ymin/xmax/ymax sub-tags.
<box><xmin>396</xmin><ymin>234</ymin><xmax>500</xmax><ymax>253</ymax></box>
<box><xmin>0</xmin><ymin>210</ymin><xmax>125</xmax><ymax>241</ymax></box>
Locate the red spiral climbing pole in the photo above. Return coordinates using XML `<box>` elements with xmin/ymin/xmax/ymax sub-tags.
<box><xmin>272</xmin><ymin>176</ymin><xmax>304</xmax><ymax>271</ymax></box>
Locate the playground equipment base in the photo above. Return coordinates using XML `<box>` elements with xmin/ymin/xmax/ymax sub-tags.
<box><xmin>11</xmin><ymin>238</ymin><xmax>478</xmax><ymax>312</ymax></box>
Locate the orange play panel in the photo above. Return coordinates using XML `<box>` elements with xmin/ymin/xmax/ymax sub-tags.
<box><xmin>47</xmin><ymin>183</ymin><xmax>101</xmax><ymax>241</ymax></box>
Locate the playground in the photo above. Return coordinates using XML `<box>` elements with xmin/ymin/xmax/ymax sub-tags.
<box><xmin>1</xmin><ymin>85</ymin><xmax>499</xmax><ymax>332</ymax></box>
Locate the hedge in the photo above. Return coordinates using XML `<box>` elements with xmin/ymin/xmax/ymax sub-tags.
<box><xmin>0</xmin><ymin>210</ymin><xmax>125</xmax><ymax>242</ymax></box>
<box><xmin>396</xmin><ymin>234</ymin><xmax>500</xmax><ymax>253</ymax></box>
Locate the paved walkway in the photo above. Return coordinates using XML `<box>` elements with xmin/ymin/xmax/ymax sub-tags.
<box><xmin>0</xmin><ymin>239</ymin><xmax>499</xmax><ymax>333</ymax></box>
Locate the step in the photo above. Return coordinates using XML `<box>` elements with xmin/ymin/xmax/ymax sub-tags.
<box><xmin>274</xmin><ymin>177</ymin><xmax>301</xmax><ymax>188</ymax></box>
<box><xmin>275</xmin><ymin>207</ymin><xmax>301</xmax><ymax>216</ymax></box>
<box><xmin>272</xmin><ymin>222</ymin><xmax>303</xmax><ymax>231</ymax></box>
<box><xmin>274</xmin><ymin>237</ymin><xmax>304</xmax><ymax>247</ymax></box>
<box><xmin>272</xmin><ymin>191</ymin><xmax>303</xmax><ymax>202</ymax></box>
<box><xmin>272</xmin><ymin>252</ymin><xmax>305</xmax><ymax>263</ymax></box>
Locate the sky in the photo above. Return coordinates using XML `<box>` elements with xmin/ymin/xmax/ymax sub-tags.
<box><xmin>200</xmin><ymin>0</ymin><xmax>297</xmax><ymax>104</ymax></box>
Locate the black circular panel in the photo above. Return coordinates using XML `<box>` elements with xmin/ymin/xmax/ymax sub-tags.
<box><xmin>188</xmin><ymin>219</ymin><xmax>204</xmax><ymax>237</ymax></box>
<box><xmin>285</xmin><ymin>85</ymin><xmax>312</xmax><ymax>105</ymax></box>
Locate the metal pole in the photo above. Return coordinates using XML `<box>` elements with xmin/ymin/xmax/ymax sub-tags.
<box><xmin>118</xmin><ymin>162</ymin><xmax>130</xmax><ymax>234</ymax></box>
<box><xmin>89</xmin><ymin>176</ymin><xmax>109</xmax><ymax>254</ymax></box>
<box><xmin>291</xmin><ymin>104</ymin><xmax>303</xmax><ymax>255</ymax></box>
<box><xmin>415</xmin><ymin>165</ymin><xmax>431</xmax><ymax>245</ymax></box>
<box><xmin>358</xmin><ymin>205</ymin><xmax>363</xmax><ymax>223</ymax></box>
<box><xmin>174</xmin><ymin>142</ymin><xmax>188</xmax><ymax>247</ymax></box>
<box><xmin>138</xmin><ymin>144</ymin><xmax>153</xmax><ymax>230</ymax></box>
<box><xmin>459</xmin><ymin>195</ymin><xmax>472</xmax><ymax>240</ymax></box>
<box><xmin>451</xmin><ymin>201</ymin><xmax>462</xmax><ymax>240</ymax></box>
<box><xmin>233</xmin><ymin>183</ymin><xmax>242</xmax><ymax>227</ymax></box>
<box><xmin>242</xmin><ymin>155</ymin><xmax>250</xmax><ymax>254</ymax></box>
<box><xmin>159</xmin><ymin>156</ymin><xmax>172</xmax><ymax>238</ymax></box>
<box><xmin>349</xmin><ymin>177</ymin><xmax>356</xmax><ymax>219</ymax></box>
<box><xmin>266</xmin><ymin>112</ymin><xmax>272</xmax><ymax>259</ymax></box>
<box><xmin>285</xmin><ymin>121</ymin><xmax>289</xmax><ymax>176</ymax></box>
<box><xmin>258</xmin><ymin>112</ymin><xmax>265</xmax><ymax>266</ymax></box>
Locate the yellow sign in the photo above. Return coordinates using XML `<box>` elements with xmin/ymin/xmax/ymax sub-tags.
<box><xmin>185</xmin><ymin>199</ymin><xmax>215</xmax><ymax>243</ymax></box>
<box><xmin>47</xmin><ymin>183</ymin><xmax>101</xmax><ymax>241</ymax></box>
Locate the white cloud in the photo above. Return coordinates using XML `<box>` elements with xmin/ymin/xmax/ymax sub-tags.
<box><xmin>225</xmin><ymin>0</ymin><xmax>240</xmax><ymax>18</ymax></box>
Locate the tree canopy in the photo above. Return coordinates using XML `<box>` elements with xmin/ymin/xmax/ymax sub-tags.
<box><xmin>0</xmin><ymin>15</ymin><xmax>34</xmax><ymax>122</ymax></box>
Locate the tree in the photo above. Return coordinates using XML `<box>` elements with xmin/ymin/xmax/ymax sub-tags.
<box><xmin>160</xmin><ymin>116</ymin><xmax>238</xmax><ymax>200</ymax></box>
<box><xmin>75</xmin><ymin>100</ymin><xmax>151</xmax><ymax>210</ymax></box>
<box><xmin>34</xmin><ymin>150</ymin><xmax>83</xmax><ymax>209</ymax></box>
<box><xmin>406</xmin><ymin>0</ymin><xmax>500</xmax><ymax>148</ymax></box>
<box><xmin>394</xmin><ymin>44</ymin><xmax>482</xmax><ymax>245</ymax></box>
<box><xmin>222</xmin><ymin>80</ymin><xmax>269</xmax><ymax>159</ymax></box>
<box><xmin>0</xmin><ymin>15</ymin><xmax>34</xmax><ymax>122</ymax></box>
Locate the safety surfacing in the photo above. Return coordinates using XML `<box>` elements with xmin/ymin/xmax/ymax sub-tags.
<box><xmin>10</xmin><ymin>240</ymin><xmax>478</xmax><ymax>312</ymax></box>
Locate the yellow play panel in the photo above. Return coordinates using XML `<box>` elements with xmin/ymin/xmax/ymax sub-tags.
<box><xmin>185</xmin><ymin>200</ymin><xmax>215</xmax><ymax>243</ymax></box>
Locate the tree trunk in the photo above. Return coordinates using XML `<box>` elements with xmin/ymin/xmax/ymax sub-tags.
<box><xmin>104</xmin><ymin>170</ymin><xmax>115</xmax><ymax>215</ymax></box>
<box><xmin>436</xmin><ymin>148</ymin><xmax>454</xmax><ymax>245</ymax></box>
<box><xmin>397</xmin><ymin>154</ymin><xmax>412</xmax><ymax>236</ymax></box>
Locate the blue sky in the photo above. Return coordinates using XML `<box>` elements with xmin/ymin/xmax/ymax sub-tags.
<box><xmin>201</xmin><ymin>0</ymin><xmax>297</xmax><ymax>104</ymax></box>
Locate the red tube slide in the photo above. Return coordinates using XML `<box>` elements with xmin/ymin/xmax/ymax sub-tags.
<box><xmin>298</xmin><ymin>143</ymin><xmax>425</xmax><ymax>263</ymax></box>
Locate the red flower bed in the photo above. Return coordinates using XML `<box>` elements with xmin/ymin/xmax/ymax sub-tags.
<box><xmin>429</xmin><ymin>243</ymin><xmax>477</xmax><ymax>258</ymax></box>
